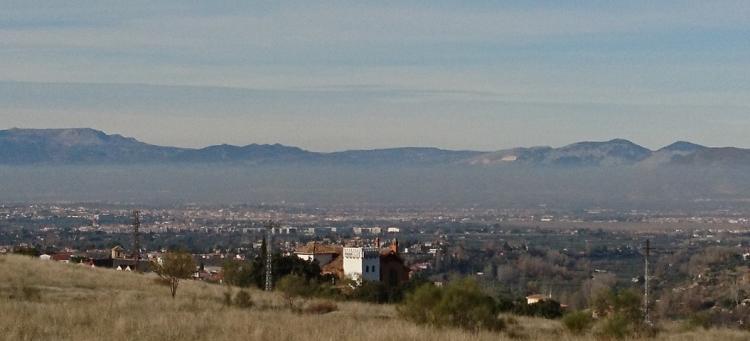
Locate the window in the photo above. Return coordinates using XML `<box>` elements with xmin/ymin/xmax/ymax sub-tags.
<box><xmin>365</xmin><ymin>265</ymin><xmax>369</xmax><ymax>272</ymax></box>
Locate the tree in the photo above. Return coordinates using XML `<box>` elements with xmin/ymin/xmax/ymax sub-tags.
<box><xmin>222</xmin><ymin>260</ymin><xmax>255</xmax><ymax>287</ymax></box>
<box><xmin>13</xmin><ymin>246</ymin><xmax>40</xmax><ymax>257</ymax></box>
<box><xmin>152</xmin><ymin>251</ymin><xmax>196</xmax><ymax>298</ymax></box>
<box><xmin>248</xmin><ymin>253</ymin><xmax>323</xmax><ymax>289</ymax></box>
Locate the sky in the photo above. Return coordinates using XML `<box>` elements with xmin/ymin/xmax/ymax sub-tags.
<box><xmin>0</xmin><ymin>1</ymin><xmax>749</xmax><ymax>151</ymax></box>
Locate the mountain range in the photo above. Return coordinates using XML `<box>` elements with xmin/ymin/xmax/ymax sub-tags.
<box><xmin>1</xmin><ymin>128</ymin><xmax>749</xmax><ymax>167</ymax></box>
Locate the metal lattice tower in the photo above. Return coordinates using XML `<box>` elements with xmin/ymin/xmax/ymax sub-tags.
<box><xmin>643</xmin><ymin>239</ymin><xmax>651</xmax><ymax>325</ymax></box>
<box><xmin>132</xmin><ymin>210</ymin><xmax>141</xmax><ymax>272</ymax></box>
<box><xmin>264</xmin><ymin>221</ymin><xmax>277</xmax><ymax>291</ymax></box>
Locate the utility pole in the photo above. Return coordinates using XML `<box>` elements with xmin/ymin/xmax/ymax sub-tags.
<box><xmin>643</xmin><ymin>239</ymin><xmax>651</xmax><ymax>325</ymax></box>
<box><xmin>264</xmin><ymin>221</ymin><xmax>277</xmax><ymax>291</ymax></box>
<box><xmin>132</xmin><ymin>210</ymin><xmax>141</xmax><ymax>272</ymax></box>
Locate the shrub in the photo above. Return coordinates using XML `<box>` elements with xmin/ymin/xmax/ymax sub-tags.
<box><xmin>153</xmin><ymin>278</ymin><xmax>171</xmax><ymax>286</ymax></box>
<box><xmin>13</xmin><ymin>247</ymin><xmax>40</xmax><ymax>257</ymax></box>
<box><xmin>562</xmin><ymin>310</ymin><xmax>594</xmax><ymax>334</ymax></box>
<box><xmin>398</xmin><ymin>278</ymin><xmax>505</xmax><ymax>332</ymax></box>
<box><xmin>683</xmin><ymin>312</ymin><xmax>712</xmax><ymax>331</ymax></box>
<box><xmin>22</xmin><ymin>285</ymin><xmax>42</xmax><ymax>301</ymax></box>
<box><xmin>496</xmin><ymin>297</ymin><xmax>515</xmax><ymax>312</ymax></box>
<box><xmin>233</xmin><ymin>290</ymin><xmax>253</xmax><ymax>308</ymax></box>
<box><xmin>350</xmin><ymin>281</ymin><xmax>389</xmax><ymax>303</ymax></box>
<box><xmin>312</xmin><ymin>282</ymin><xmax>342</xmax><ymax>300</ymax></box>
<box><xmin>591</xmin><ymin>288</ymin><xmax>648</xmax><ymax>339</ymax></box>
<box><xmin>513</xmin><ymin>299</ymin><xmax>563</xmax><ymax>319</ymax></box>
<box><xmin>277</xmin><ymin>274</ymin><xmax>317</xmax><ymax>298</ymax></box>
<box><xmin>398</xmin><ymin>282</ymin><xmax>442</xmax><ymax>325</ymax></box>
<box><xmin>222</xmin><ymin>260</ymin><xmax>255</xmax><ymax>288</ymax></box>
<box><xmin>223</xmin><ymin>288</ymin><xmax>233</xmax><ymax>307</ymax></box>
<box><xmin>593</xmin><ymin>288</ymin><xmax>642</xmax><ymax>322</ymax></box>
<box><xmin>596</xmin><ymin>314</ymin><xmax>631</xmax><ymax>339</ymax></box>
<box><xmin>303</xmin><ymin>300</ymin><xmax>338</xmax><ymax>314</ymax></box>
<box><xmin>10</xmin><ymin>285</ymin><xmax>42</xmax><ymax>301</ymax></box>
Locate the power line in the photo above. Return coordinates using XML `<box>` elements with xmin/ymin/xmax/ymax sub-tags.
<box><xmin>132</xmin><ymin>210</ymin><xmax>141</xmax><ymax>272</ymax></box>
<box><xmin>643</xmin><ymin>238</ymin><xmax>651</xmax><ymax>325</ymax></box>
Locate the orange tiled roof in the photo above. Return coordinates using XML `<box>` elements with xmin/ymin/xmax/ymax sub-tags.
<box><xmin>294</xmin><ymin>242</ymin><xmax>342</xmax><ymax>255</ymax></box>
<box><xmin>321</xmin><ymin>254</ymin><xmax>344</xmax><ymax>277</ymax></box>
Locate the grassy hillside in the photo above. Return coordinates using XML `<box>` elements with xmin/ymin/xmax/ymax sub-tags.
<box><xmin>0</xmin><ymin>255</ymin><xmax>748</xmax><ymax>341</ymax></box>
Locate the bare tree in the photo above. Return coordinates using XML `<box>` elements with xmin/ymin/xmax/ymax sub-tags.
<box><xmin>152</xmin><ymin>251</ymin><xmax>196</xmax><ymax>298</ymax></box>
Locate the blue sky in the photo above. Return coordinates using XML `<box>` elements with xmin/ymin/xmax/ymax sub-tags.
<box><xmin>0</xmin><ymin>1</ymin><xmax>749</xmax><ymax>151</ymax></box>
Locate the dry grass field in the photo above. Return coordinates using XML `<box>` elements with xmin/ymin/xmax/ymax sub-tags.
<box><xmin>1</xmin><ymin>254</ymin><xmax>748</xmax><ymax>341</ymax></box>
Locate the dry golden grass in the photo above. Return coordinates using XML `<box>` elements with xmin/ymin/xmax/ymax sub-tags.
<box><xmin>1</xmin><ymin>255</ymin><xmax>749</xmax><ymax>341</ymax></box>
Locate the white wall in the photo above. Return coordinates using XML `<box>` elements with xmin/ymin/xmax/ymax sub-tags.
<box><xmin>343</xmin><ymin>247</ymin><xmax>380</xmax><ymax>282</ymax></box>
<box><xmin>296</xmin><ymin>253</ymin><xmax>334</xmax><ymax>266</ymax></box>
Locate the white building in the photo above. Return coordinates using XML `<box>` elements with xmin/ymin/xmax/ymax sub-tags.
<box><xmin>271</xmin><ymin>226</ymin><xmax>297</xmax><ymax>235</ymax></box>
<box><xmin>343</xmin><ymin>247</ymin><xmax>380</xmax><ymax>282</ymax></box>
<box><xmin>294</xmin><ymin>242</ymin><xmax>340</xmax><ymax>267</ymax></box>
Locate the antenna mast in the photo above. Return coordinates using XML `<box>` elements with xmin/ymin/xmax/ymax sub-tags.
<box><xmin>132</xmin><ymin>210</ymin><xmax>141</xmax><ymax>272</ymax></box>
<box><xmin>264</xmin><ymin>221</ymin><xmax>277</xmax><ymax>291</ymax></box>
<box><xmin>643</xmin><ymin>239</ymin><xmax>651</xmax><ymax>325</ymax></box>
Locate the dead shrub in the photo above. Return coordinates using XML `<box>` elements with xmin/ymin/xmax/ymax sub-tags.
<box><xmin>234</xmin><ymin>291</ymin><xmax>254</xmax><ymax>309</ymax></box>
<box><xmin>223</xmin><ymin>292</ymin><xmax>233</xmax><ymax>306</ymax></box>
<box><xmin>8</xmin><ymin>285</ymin><xmax>42</xmax><ymax>301</ymax></box>
<box><xmin>303</xmin><ymin>300</ymin><xmax>338</xmax><ymax>314</ymax></box>
<box><xmin>153</xmin><ymin>277</ymin><xmax>171</xmax><ymax>286</ymax></box>
<box><xmin>22</xmin><ymin>285</ymin><xmax>42</xmax><ymax>301</ymax></box>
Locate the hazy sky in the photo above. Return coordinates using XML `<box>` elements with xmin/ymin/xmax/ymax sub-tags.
<box><xmin>1</xmin><ymin>1</ymin><xmax>749</xmax><ymax>151</ymax></box>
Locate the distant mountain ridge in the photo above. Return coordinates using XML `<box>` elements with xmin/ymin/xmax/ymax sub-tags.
<box><xmin>1</xmin><ymin>128</ymin><xmax>749</xmax><ymax>167</ymax></box>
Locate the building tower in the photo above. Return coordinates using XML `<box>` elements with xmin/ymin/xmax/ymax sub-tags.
<box><xmin>343</xmin><ymin>246</ymin><xmax>380</xmax><ymax>283</ymax></box>
<box><xmin>132</xmin><ymin>210</ymin><xmax>141</xmax><ymax>272</ymax></box>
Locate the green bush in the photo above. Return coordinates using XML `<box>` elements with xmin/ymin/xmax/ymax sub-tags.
<box><xmin>222</xmin><ymin>260</ymin><xmax>255</xmax><ymax>288</ymax></box>
<box><xmin>593</xmin><ymin>288</ymin><xmax>642</xmax><ymax>322</ymax></box>
<box><xmin>277</xmin><ymin>274</ymin><xmax>317</xmax><ymax>298</ymax></box>
<box><xmin>562</xmin><ymin>310</ymin><xmax>594</xmax><ymax>334</ymax></box>
<box><xmin>596</xmin><ymin>314</ymin><xmax>631</xmax><ymax>339</ymax></box>
<box><xmin>398</xmin><ymin>278</ymin><xmax>505</xmax><ymax>332</ymax></box>
<box><xmin>591</xmin><ymin>288</ymin><xmax>649</xmax><ymax>339</ymax></box>
<box><xmin>513</xmin><ymin>299</ymin><xmax>563</xmax><ymax>319</ymax></box>
<box><xmin>398</xmin><ymin>282</ymin><xmax>442</xmax><ymax>325</ymax></box>
<box><xmin>350</xmin><ymin>281</ymin><xmax>390</xmax><ymax>303</ymax></box>
<box><xmin>683</xmin><ymin>312</ymin><xmax>712</xmax><ymax>331</ymax></box>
